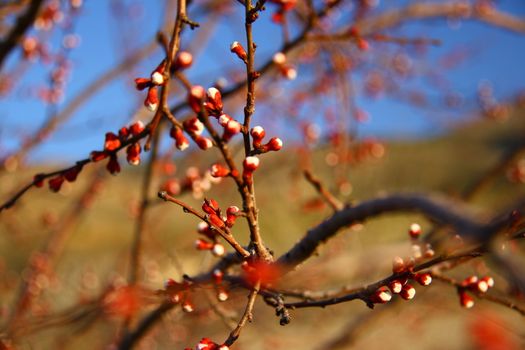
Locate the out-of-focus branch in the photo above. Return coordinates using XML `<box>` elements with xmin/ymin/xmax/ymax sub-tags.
<box><xmin>117</xmin><ymin>302</ymin><xmax>174</xmax><ymax>350</ymax></box>
<box><xmin>303</xmin><ymin>169</ymin><xmax>344</xmax><ymax>211</ymax></box>
<box><xmin>356</xmin><ymin>2</ymin><xmax>525</xmax><ymax>35</ymax></box>
<box><xmin>277</xmin><ymin>193</ymin><xmax>522</xmax><ymax>273</ymax></box>
<box><xmin>1</xmin><ymin>40</ymin><xmax>158</xmax><ymax>170</ymax></box>
<box><xmin>4</xmin><ymin>169</ymin><xmax>106</xmax><ymax>335</ymax></box>
<box><xmin>0</xmin><ymin>0</ymin><xmax>44</xmax><ymax>71</ymax></box>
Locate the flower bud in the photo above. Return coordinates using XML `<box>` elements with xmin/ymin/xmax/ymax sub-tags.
<box><xmin>210</xmin><ymin>164</ymin><xmax>230</xmax><ymax>178</ymax></box>
<box><xmin>144</xmin><ymin>86</ymin><xmax>159</xmax><ymax>111</ymax></box>
<box><xmin>188</xmin><ymin>85</ymin><xmax>205</xmax><ymax>113</ymax></box>
<box><xmin>129</xmin><ymin>121</ymin><xmax>145</xmax><ymax>136</ymax></box>
<box><xmin>230</xmin><ymin>41</ymin><xmax>247</xmax><ymax>62</ymax></box>
<box><xmin>48</xmin><ymin>176</ymin><xmax>65</xmax><ymax>193</ymax></box>
<box><xmin>104</xmin><ymin>132</ymin><xmax>121</xmax><ymax>151</ymax></box>
<box><xmin>126</xmin><ymin>143</ymin><xmax>141</xmax><ymax>165</ymax></box>
<box><xmin>173</xmin><ymin>51</ymin><xmax>193</xmax><ymax>70</ymax></box>
<box><xmin>400</xmin><ymin>284</ymin><xmax>416</xmax><ymax>300</ymax></box>
<box><xmin>106</xmin><ymin>155</ymin><xmax>121</xmax><ymax>175</ymax></box>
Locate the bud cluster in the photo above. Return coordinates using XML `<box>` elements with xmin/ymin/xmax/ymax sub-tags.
<box><xmin>250</xmin><ymin>126</ymin><xmax>283</xmax><ymax>153</ymax></box>
<box><xmin>89</xmin><ymin>121</ymin><xmax>146</xmax><ymax>176</ymax></box>
<box><xmin>272</xmin><ymin>52</ymin><xmax>297</xmax><ymax>80</ymax></box>
<box><xmin>135</xmin><ymin>52</ymin><xmax>193</xmax><ymax>112</ymax></box>
<box><xmin>458</xmin><ymin>275</ymin><xmax>495</xmax><ymax>309</ymax></box>
<box><xmin>163</xmin><ymin>278</ymin><xmax>194</xmax><ymax>313</ymax></box>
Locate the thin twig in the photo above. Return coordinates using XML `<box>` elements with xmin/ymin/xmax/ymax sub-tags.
<box><xmin>303</xmin><ymin>169</ymin><xmax>344</xmax><ymax>211</ymax></box>
<box><xmin>158</xmin><ymin>191</ymin><xmax>250</xmax><ymax>258</ymax></box>
<box><xmin>223</xmin><ymin>281</ymin><xmax>260</xmax><ymax>346</ymax></box>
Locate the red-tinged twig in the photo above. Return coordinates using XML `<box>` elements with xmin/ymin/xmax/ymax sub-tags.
<box><xmin>0</xmin><ymin>0</ymin><xmax>44</xmax><ymax>71</ymax></box>
<box><xmin>158</xmin><ymin>191</ymin><xmax>250</xmax><ymax>258</ymax></box>
<box><xmin>303</xmin><ymin>169</ymin><xmax>344</xmax><ymax>212</ymax></box>
<box><xmin>432</xmin><ymin>272</ymin><xmax>525</xmax><ymax>317</ymax></box>
<box><xmin>281</xmin><ymin>249</ymin><xmax>484</xmax><ymax>310</ymax></box>
<box><xmin>223</xmin><ymin>281</ymin><xmax>260</xmax><ymax>347</ymax></box>
<box><xmin>0</xmin><ymin>127</ymin><xmax>150</xmax><ymax>213</ymax></box>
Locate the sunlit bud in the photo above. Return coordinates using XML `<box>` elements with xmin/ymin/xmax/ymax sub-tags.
<box><xmin>129</xmin><ymin>121</ymin><xmax>145</xmax><ymax>136</ymax></box>
<box><xmin>90</xmin><ymin>150</ymin><xmax>108</xmax><ymax>162</ymax></box>
<box><xmin>183</xmin><ymin>117</ymin><xmax>204</xmax><ymax>135</ymax></box>
<box><xmin>225</xmin><ymin>119</ymin><xmax>241</xmax><ymax>135</ymax></box>
<box><xmin>475</xmin><ymin>280</ymin><xmax>489</xmax><ymax>293</ymax></box>
<box><xmin>392</xmin><ymin>256</ymin><xmax>406</xmax><ymax>273</ymax></box>
<box><xmin>195</xmin><ymin>239</ymin><xmax>213</xmax><ymax>250</ymax></box>
<box><xmin>225</xmin><ymin>206</ymin><xmax>239</xmax><ymax>227</ymax></box>
<box><xmin>119</xmin><ymin>126</ymin><xmax>129</xmax><ymax>140</ymax></box>
<box><xmin>197</xmin><ymin>221</ymin><xmax>210</xmax><ymax>233</ymax></box>
<box><xmin>126</xmin><ymin>143</ymin><xmax>141</xmax><ymax>165</ymax></box>
<box><xmin>212</xmin><ymin>269</ymin><xmax>223</xmax><ymax>284</ymax></box>
<box><xmin>459</xmin><ymin>290</ymin><xmax>474</xmax><ymax>308</ymax></box>
<box><xmin>169</xmin><ymin>126</ymin><xmax>189</xmax><ymax>151</ymax></box>
<box><xmin>163</xmin><ymin>178</ymin><xmax>180</xmax><ymax>195</ymax></box>
<box><xmin>202</xmin><ymin>198</ymin><xmax>220</xmax><ymax>214</ymax></box>
<box><xmin>409</xmin><ymin>223</ymin><xmax>422</xmax><ymax>239</ymax></box>
<box><xmin>205</xmin><ymin>87</ymin><xmax>223</xmax><ymax>115</ymax></box>
<box><xmin>218</xmin><ymin>113</ymin><xmax>232</xmax><ymax>127</ymax></box>
<box><xmin>273</xmin><ymin>52</ymin><xmax>286</xmax><ymax>65</ymax></box>
<box><xmin>134</xmin><ymin>77</ymin><xmax>151</xmax><ymax>91</ymax></box>
<box><xmin>151</xmin><ymin>71</ymin><xmax>164</xmax><ymax>86</ymax></box>
<box><xmin>370</xmin><ymin>287</ymin><xmax>391</xmax><ymax>304</ymax></box>
<box><xmin>151</xmin><ymin>61</ymin><xmax>166</xmax><ymax>85</ymax></box>
<box><xmin>181</xmin><ymin>300</ymin><xmax>194</xmax><ymax>313</ymax></box>
<box><xmin>63</xmin><ymin>165</ymin><xmax>82</xmax><ymax>182</ymax></box>
<box><xmin>210</xmin><ymin>164</ymin><xmax>230</xmax><ymax>178</ymax></box>
<box><xmin>480</xmin><ymin>276</ymin><xmax>494</xmax><ymax>288</ymax></box>
<box><xmin>212</xmin><ymin>243</ymin><xmax>225</xmax><ymax>257</ymax></box>
<box><xmin>188</xmin><ymin>85</ymin><xmax>205</xmax><ymax>113</ymax></box>
<box><xmin>400</xmin><ymin>284</ymin><xmax>416</xmax><ymax>300</ymax></box>
<box><xmin>48</xmin><ymin>176</ymin><xmax>64</xmax><ymax>192</ymax></box>
<box><xmin>283</xmin><ymin>66</ymin><xmax>297</xmax><ymax>80</ymax></box>
<box><xmin>195</xmin><ymin>136</ymin><xmax>213</xmax><ymax>150</ymax></box>
<box><xmin>218</xmin><ymin>345</ymin><xmax>229</xmax><ymax>350</ymax></box>
<box><xmin>104</xmin><ymin>132</ymin><xmax>121</xmax><ymax>151</ymax></box>
<box><xmin>414</xmin><ymin>273</ymin><xmax>432</xmax><ymax>286</ymax></box>
<box><xmin>106</xmin><ymin>155</ymin><xmax>120</xmax><ymax>175</ymax></box>
<box><xmin>266</xmin><ymin>137</ymin><xmax>283</xmax><ymax>151</ymax></box>
<box><xmin>145</xmin><ymin>86</ymin><xmax>159</xmax><ymax>111</ymax></box>
<box><xmin>216</xmin><ymin>288</ymin><xmax>229</xmax><ymax>302</ymax></box>
<box><xmin>462</xmin><ymin>276</ymin><xmax>478</xmax><ymax>286</ymax></box>
<box><xmin>243</xmin><ymin>156</ymin><xmax>260</xmax><ymax>171</ymax></box>
<box><xmin>208</xmin><ymin>213</ymin><xmax>225</xmax><ymax>229</ymax></box>
<box><xmin>388</xmin><ymin>280</ymin><xmax>403</xmax><ymax>294</ymax></box>
<box><xmin>250</xmin><ymin>126</ymin><xmax>265</xmax><ymax>148</ymax></box>
<box><xmin>230</xmin><ymin>41</ymin><xmax>247</xmax><ymax>62</ymax></box>
<box><xmin>173</xmin><ymin>51</ymin><xmax>193</xmax><ymax>70</ymax></box>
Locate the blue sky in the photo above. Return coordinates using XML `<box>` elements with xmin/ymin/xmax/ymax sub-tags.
<box><xmin>2</xmin><ymin>0</ymin><xmax>525</xmax><ymax>163</ymax></box>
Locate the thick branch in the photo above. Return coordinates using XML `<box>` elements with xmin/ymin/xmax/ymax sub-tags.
<box><xmin>277</xmin><ymin>193</ymin><xmax>505</xmax><ymax>273</ymax></box>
